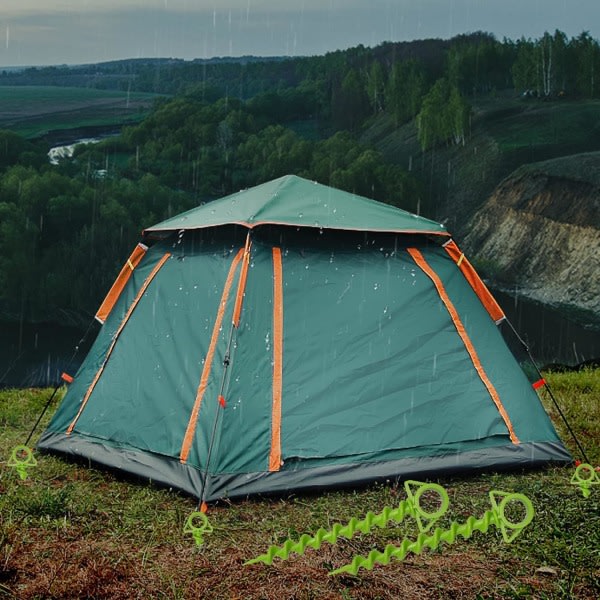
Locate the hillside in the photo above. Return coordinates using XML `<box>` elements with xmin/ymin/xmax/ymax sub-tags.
<box><xmin>0</xmin><ymin>86</ymin><xmax>160</xmax><ymax>139</ymax></box>
<box><xmin>462</xmin><ymin>153</ymin><xmax>600</xmax><ymax>324</ymax></box>
<box><xmin>363</xmin><ymin>96</ymin><xmax>600</xmax><ymax>235</ymax></box>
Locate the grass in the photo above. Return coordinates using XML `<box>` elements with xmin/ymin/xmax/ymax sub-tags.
<box><xmin>481</xmin><ymin>99</ymin><xmax>600</xmax><ymax>153</ymax></box>
<box><xmin>0</xmin><ymin>371</ymin><xmax>599</xmax><ymax>599</ymax></box>
<box><xmin>0</xmin><ymin>86</ymin><xmax>162</xmax><ymax>138</ymax></box>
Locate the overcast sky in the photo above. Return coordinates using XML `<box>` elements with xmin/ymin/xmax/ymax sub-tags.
<box><xmin>2</xmin><ymin>0</ymin><xmax>599</xmax><ymax>67</ymax></box>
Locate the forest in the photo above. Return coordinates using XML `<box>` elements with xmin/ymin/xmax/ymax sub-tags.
<box><xmin>1</xmin><ymin>29</ymin><xmax>599</xmax><ymax>325</ymax></box>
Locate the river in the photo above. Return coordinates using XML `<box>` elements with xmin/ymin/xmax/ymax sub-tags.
<box><xmin>0</xmin><ymin>292</ymin><xmax>598</xmax><ymax>389</ymax></box>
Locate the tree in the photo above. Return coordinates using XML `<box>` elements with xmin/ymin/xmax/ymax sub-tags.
<box><xmin>385</xmin><ymin>60</ymin><xmax>426</xmax><ymax>125</ymax></box>
<box><xmin>512</xmin><ymin>38</ymin><xmax>538</xmax><ymax>93</ymax></box>
<box><xmin>331</xmin><ymin>69</ymin><xmax>369</xmax><ymax>132</ymax></box>
<box><xmin>573</xmin><ymin>31</ymin><xmax>600</xmax><ymax>98</ymax></box>
<box><xmin>365</xmin><ymin>60</ymin><xmax>387</xmax><ymax>114</ymax></box>
<box><xmin>416</xmin><ymin>78</ymin><xmax>470</xmax><ymax>150</ymax></box>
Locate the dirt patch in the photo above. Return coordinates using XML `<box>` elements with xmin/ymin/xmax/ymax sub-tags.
<box><xmin>3</xmin><ymin>530</ymin><xmax>577</xmax><ymax>599</ymax></box>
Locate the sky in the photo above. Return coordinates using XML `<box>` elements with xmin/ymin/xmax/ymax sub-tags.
<box><xmin>1</xmin><ymin>0</ymin><xmax>600</xmax><ymax>67</ymax></box>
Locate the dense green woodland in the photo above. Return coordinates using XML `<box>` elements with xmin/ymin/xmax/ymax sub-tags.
<box><xmin>1</xmin><ymin>30</ymin><xmax>599</xmax><ymax>324</ymax></box>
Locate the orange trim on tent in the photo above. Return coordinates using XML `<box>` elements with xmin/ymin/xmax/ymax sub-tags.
<box><xmin>269</xmin><ymin>247</ymin><xmax>284</xmax><ymax>472</ymax></box>
<box><xmin>179</xmin><ymin>248</ymin><xmax>244</xmax><ymax>464</ymax></box>
<box><xmin>232</xmin><ymin>234</ymin><xmax>252</xmax><ymax>328</ymax></box>
<box><xmin>145</xmin><ymin>221</ymin><xmax>452</xmax><ymax>237</ymax></box>
<box><xmin>407</xmin><ymin>247</ymin><xmax>519</xmax><ymax>445</ymax></box>
<box><xmin>67</xmin><ymin>252</ymin><xmax>171</xmax><ymax>435</ymax></box>
<box><xmin>443</xmin><ymin>240</ymin><xmax>505</xmax><ymax>323</ymax></box>
<box><xmin>95</xmin><ymin>243</ymin><xmax>148</xmax><ymax>324</ymax></box>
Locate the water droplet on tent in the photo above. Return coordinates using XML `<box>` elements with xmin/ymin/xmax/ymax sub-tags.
<box><xmin>178</xmin><ymin>285</ymin><xmax>183</xmax><ymax>291</ymax></box>
<box><xmin>383</xmin><ymin>306</ymin><xmax>388</xmax><ymax>314</ymax></box>
<box><xmin>357</xmin><ymin>244</ymin><xmax>361</xmax><ymax>250</ymax></box>
<box><xmin>305</xmin><ymin>264</ymin><xmax>309</xmax><ymax>270</ymax></box>
<box><xmin>193</xmin><ymin>284</ymin><xmax>198</xmax><ymax>290</ymax></box>
<box><xmin>298</xmin><ymin>212</ymin><xmax>304</xmax><ymax>218</ymax></box>
<box><xmin>210</xmin><ymin>209</ymin><xmax>215</xmax><ymax>215</ymax></box>
<box><xmin>332</xmin><ymin>208</ymin><xmax>337</xmax><ymax>214</ymax></box>
<box><xmin>373</xmin><ymin>283</ymin><xmax>379</xmax><ymax>291</ymax></box>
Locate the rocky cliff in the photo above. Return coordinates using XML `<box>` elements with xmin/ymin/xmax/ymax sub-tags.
<box><xmin>462</xmin><ymin>153</ymin><xmax>600</xmax><ymax>323</ymax></box>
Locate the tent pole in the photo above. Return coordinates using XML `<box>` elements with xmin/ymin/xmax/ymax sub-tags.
<box><xmin>198</xmin><ymin>231</ymin><xmax>252</xmax><ymax>509</ymax></box>
<box><xmin>24</xmin><ymin>318</ymin><xmax>99</xmax><ymax>447</ymax></box>
<box><xmin>198</xmin><ymin>322</ymin><xmax>236</xmax><ymax>509</ymax></box>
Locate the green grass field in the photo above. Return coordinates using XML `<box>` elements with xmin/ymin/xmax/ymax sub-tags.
<box><xmin>0</xmin><ymin>86</ymin><xmax>162</xmax><ymax>138</ymax></box>
<box><xmin>0</xmin><ymin>370</ymin><xmax>598</xmax><ymax>599</ymax></box>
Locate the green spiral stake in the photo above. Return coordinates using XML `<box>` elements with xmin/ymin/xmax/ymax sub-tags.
<box><xmin>183</xmin><ymin>511</ymin><xmax>213</xmax><ymax>547</ymax></box>
<box><xmin>570</xmin><ymin>463</ymin><xmax>600</xmax><ymax>498</ymax></box>
<box><xmin>246</xmin><ymin>480</ymin><xmax>448</xmax><ymax>566</ymax></box>
<box><xmin>329</xmin><ymin>490</ymin><xmax>534</xmax><ymax>576</ymax></box>
<box><xmin>7</xmin><ymin>445</ymin><xmax>37</xmax><ymax>480</ymax></box>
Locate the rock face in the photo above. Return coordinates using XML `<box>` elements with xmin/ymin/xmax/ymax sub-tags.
<box><xmin>462</xmin><ymin>162</ymin><xmax>600</xmax><ymax>318</ymax></box>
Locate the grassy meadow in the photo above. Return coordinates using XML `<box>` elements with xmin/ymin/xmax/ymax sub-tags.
<box><xmin>0</xmin><ymin>370</ymin><xmax>599</xmax><ymax>599</ymax></box>
<box><xmin>0</xmin><ymin>86</ymin><xmax>161</xmax><ymax>138</ymax></box>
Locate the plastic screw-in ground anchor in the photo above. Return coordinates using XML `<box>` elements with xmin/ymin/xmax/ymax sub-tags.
<box><xmin>183</xmin><ymin>511</ymin><xmax>213</xmax><ymax>547</ymax></box>
<box><xmin>405</xmin><ymin>480</ymin><xmax>450</xmax><ymax>534</ymax></box>
<box><xmin>570</xmin><ymin>463</ymin><xmax>600</xmax><ymax>498</ymax></box>
<box><xmin>329</xmin><ymin>490</ymin><xmax>535</xmax><ymax>576</ymax></box>
<box><xmin>245</xmin><ymin>480</ymin><xmax>449</xmax><ymax>566</ymax></box>
<box><xmin>7</xmin><ymin>445</ymin><xmax>37</xmax><ymax>480</ymax></box>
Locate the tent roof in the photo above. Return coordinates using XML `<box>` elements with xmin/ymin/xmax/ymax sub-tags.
<box><xmin>144</xmin><ymin>175</ymin><xmax>449</xmax><ymax>236</ymax></box>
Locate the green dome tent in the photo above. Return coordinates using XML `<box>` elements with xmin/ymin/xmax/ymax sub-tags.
<box><xmin>38</xmin><ymin>175</ymin><xmax>570</xmax><ymax>501</ymax></box>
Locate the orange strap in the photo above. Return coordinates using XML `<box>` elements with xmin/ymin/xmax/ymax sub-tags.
<box><xmin>407</xmin><ymin>248</ymin><xmax>519</xmax><ymax>444</ymax></box>
<box><xmin>233</xmin><ymin>233</ymin><xmax>252</xmax><ymax>328</ymax></box>
<box><xmin>95</xmin><ymin>243</ymin><xmax>148</xmax><ymax>324</ymax></box>
<box><xmin>443</xmin><ymin>240</ymin><xmax>505</xmax><ymax>323</ymax></box>
<box><xmin>179</xmin><ymin>248</ymin><xmax>244</xmax><ymax>464</ymax></box>
<box><xmin>67</xmin><ymin>252</ymin><xmax>171</xmax><ymax>435</ymax></box>
<box><xmin>269</xmin><ymin>247</ymin><xmax>284</xmax><ymax>472</ymax></box>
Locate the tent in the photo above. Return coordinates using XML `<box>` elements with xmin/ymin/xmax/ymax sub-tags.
<box><xmin>38</xmin><ymin>175</ymin><xmax>571</xmax><ymax>501</ymax></box>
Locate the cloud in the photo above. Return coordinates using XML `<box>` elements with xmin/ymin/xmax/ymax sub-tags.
<box><xmin>2</xmin><ymin>1</ymin><xmax>600</xmax><ymax>67</ymax></box>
